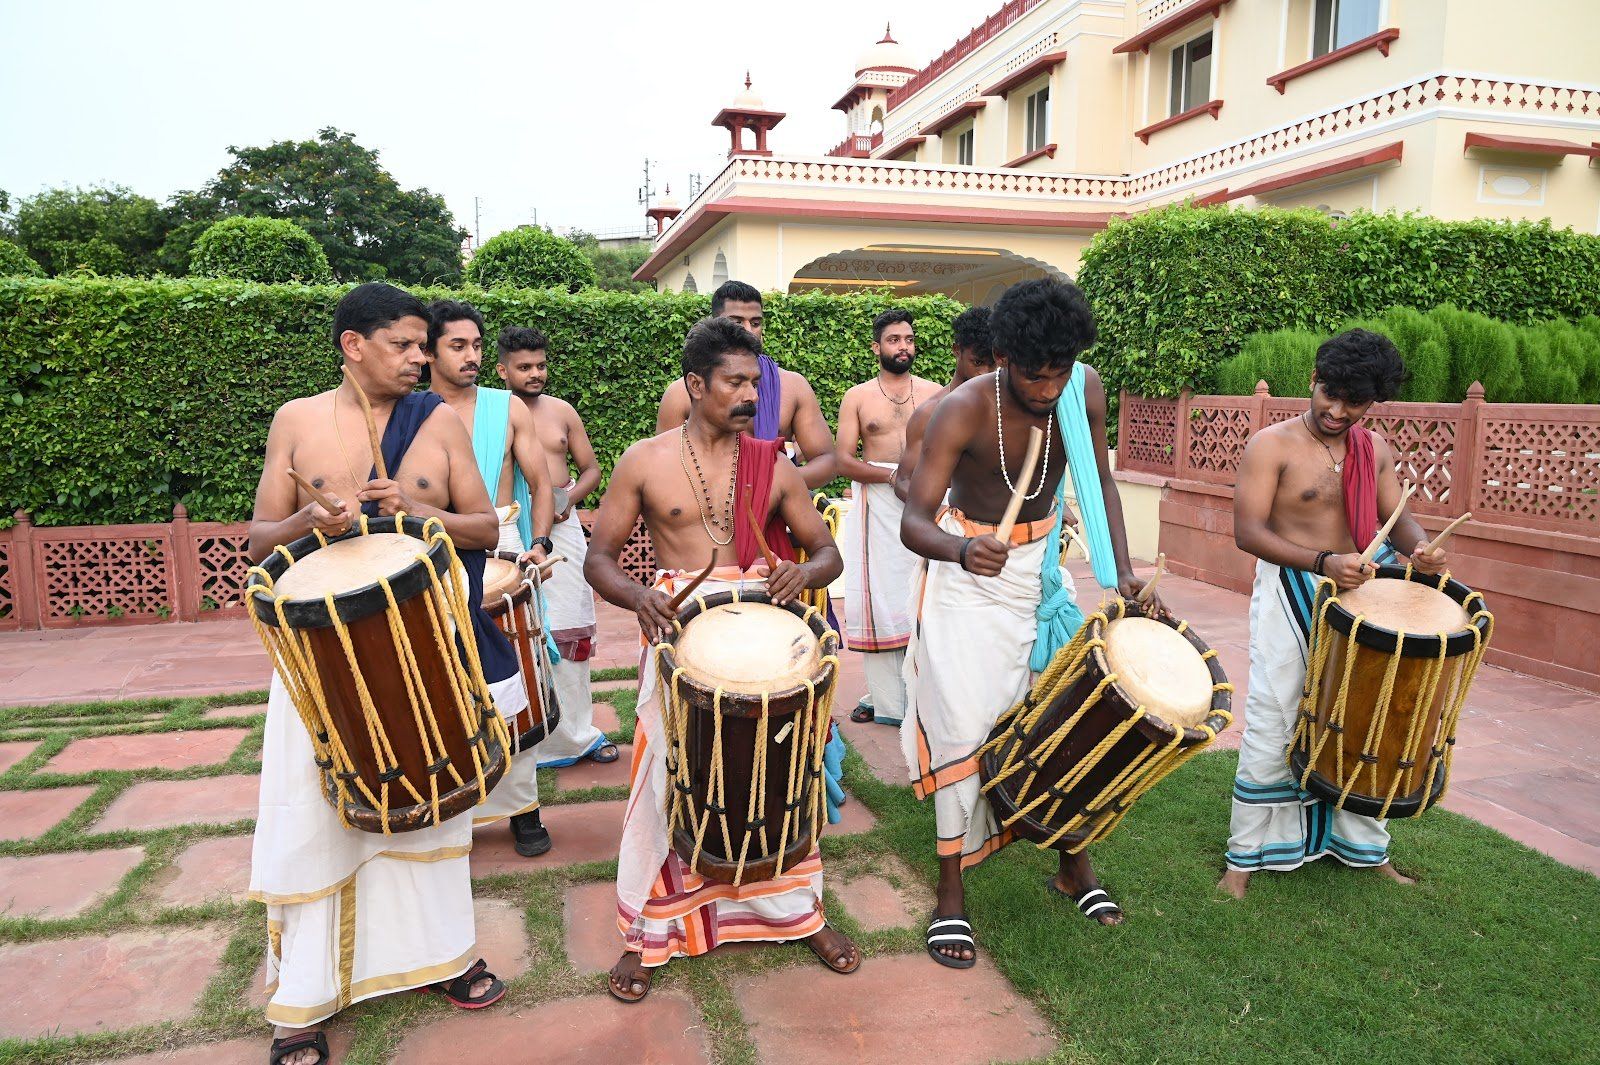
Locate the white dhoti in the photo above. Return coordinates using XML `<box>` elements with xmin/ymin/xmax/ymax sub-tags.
<box><xmin>842</xmin><ymin>468</ymin><xmax>916</xmax><ymax>723</ymax></box>
<box><xmin>249</xmin><ymin>675</ymin><xmax>480</xmax><ymax>1028</ymax></box>
<box><xmin>472</xmin><ymin>673</ymin><xmax>540</xmax><ymax>825</ymax></box>
<box><xmin>536</xmin><ymin>499</ymin><xmax>609</xmax><ymax>767</ymax></box>
<box><xmin>902</xmin><ymin>510</ymin><xmax>1065</xmax><ymax>869</ymax></box>
<box><xmin>493</xmin><ymin>504</ymin><xmax>525</xmax><ymax>555</ymax></box>
<box><xmin>617</xmin><ymin>567</ymin><xmax>826</xmax><ymax>967</ymax></box>
<box><xmin>1225</xmin><ymin>559</ymin><xmax>1391</xmax><ymax>872</ymax></box>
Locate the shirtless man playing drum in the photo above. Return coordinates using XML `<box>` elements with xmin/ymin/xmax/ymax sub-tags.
<box><xmin>1221</xmin><ymin>328</ymin><xmax>1444</xmax><ymax>899</ymax></box>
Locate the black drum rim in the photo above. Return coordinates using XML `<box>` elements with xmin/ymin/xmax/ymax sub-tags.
<box><xmin>656</xmin><ymin>588</ymin><xmax>841</xmax><ymax>715</ymax></box>
<box><xmin>1317</xmin><ymin>565</ymin><xmax>1490</xmax><ymax>658</ymax></box>
<box><xmin>1289</xmin><ymin>744</ymin><xmax>1447</xmax><ymax>819</ymax></box>
<box><xmin>1083</xmin><ymin>598</ymin><xmax>1233</xmax><ymax>746</ymax></box>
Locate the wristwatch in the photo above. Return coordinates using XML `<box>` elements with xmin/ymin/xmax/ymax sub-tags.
<box><xmin>528</xmin><ymin>536</ymin><xmax>554</xmax><ymax>554</ymax></box>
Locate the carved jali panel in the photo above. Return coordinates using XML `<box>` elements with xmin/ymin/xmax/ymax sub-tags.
<box><xmin>1120</xmin><ymin>396</ymin><xmax>1179</xmax><ymax>474</ymax></box>
<box><xmin>1367</xmin><ymin>415</ymin><xmax>1456</xmax><ymax>515</ymax></box>
<box><xmin>1183</xmin><ymin>403</ymin><xmax>1255</xmax><ymax>483</ymax></box>
<box><xmin>0</xmin><ymin>542</ymin><xmax>13</xmax><ymax>627</ymax></box>
<box><xmin>195</xmin><ymin>533</ymin><xmax>254</xmax><ymax>614</ymax></box>
<box><xmin>40</xmin><ymin>536</ymin><xmax>172</xmax><ymax>623</ymax></box>
<box><xmin>1475</xmin><ymin>418</ymin><xmax>1600</xmax><ymax>532</ymax></box>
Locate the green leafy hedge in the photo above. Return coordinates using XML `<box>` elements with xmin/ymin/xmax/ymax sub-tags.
<box><xmin>0</xmin><ymin>241</ymin><xmax>43</xmax><ymax>278</ymax></box>
<box><xmin>1078</xmin><ymin>206</ymin><xmax>1600</xmax><ymax>398</ymax></box>
<box><xmin>0</xmin><ymin>277</ymin><xmax>959</xmax><ymax>526</ymax></box>
<box><xmin>189</xmin><ymin>216</ymin><xmax>332</xmax><ymax>284</ymax></box>
<box><xmin>465</xmin><ymin>228</ymin><xmax>597</xmax><ymax>291</ymax></box>
<box><xmin>1213</xmin><ymin>305</ymin><xmax>1600</xmax><ymax>404</ymax></box>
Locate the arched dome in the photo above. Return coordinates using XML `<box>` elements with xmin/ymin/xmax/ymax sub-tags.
<box><xmin>855</xmin><ymin>24</ymin><xmax>916</xmax><ymax>76</ymax></box>
<box><xmin>732</xmin><ymin>72</ymin><xmax>765</xmax><ymax>111</ymax></box>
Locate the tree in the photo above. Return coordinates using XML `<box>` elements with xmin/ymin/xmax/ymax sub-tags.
<box><xmin>13</xmin><ymin>186</ymin><xmax>168</xmax><ymax>276</ymax></box>
<box><xmin>0</xmin><ymin>240</ymin><xmax>43</xmax><ymax>278</ymax></box>
<box><xmin>566</xmin><ymin>230</ymin><xmax>654</xmax><ymax>293</ymax></box>
<box><xmin>190</xmin><ymin>216</ymin><xmax>332</xmax><ymax>283</ymax></box>
<box><xmin>162</xmin><ymin>128</ymin><xmax>466</xmax><ymax>283</ymax></box>
<box><xmin>466</xmin><ymin>227</ymin><xmax>596</xmax><ymax>291</ymax></box>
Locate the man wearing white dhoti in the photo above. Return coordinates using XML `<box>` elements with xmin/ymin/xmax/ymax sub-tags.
<box><xmin>1221</xmin><ymin>329</ymin><xmax>1443</xmax><ymax>899</ymax></box>
<box><xmin>426</xmin><ymin>300</ymin><xmax>556</xmax><ymax>858</ymax></box>
<box><xmin>901</xmin><ymin>279</ymin><xmax>1156</xmax><ymax>969</ymax></box>
<box><xmin>248</xmin><ymin>284</ymin><xmax>512</xmax><ymax>1065</ymax></box>
<box><xmin>834</xmin><ymin>309</ymin><xmax>939</xmax><ymax>726</ymax></box>
<box><xmin>496</xmin><ymin>325</ymin><xmax>617</xmax><ymax>767</ymax></box>
<box><xmin>585</xmin><ymin>316</ymin><xmax>856</xmax><ymax>1002</ymax></box>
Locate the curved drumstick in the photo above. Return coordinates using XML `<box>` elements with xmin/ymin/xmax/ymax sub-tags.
<box><xmin>287</xmin><ymin>468</ymin><xmax>340</xmax><ymax>516</ymax></box>
<box><xmin>1136</xmin><ymin>553</ymin><xmax>1167</xmax><ymax>604</ymax></box>
<box><xmin>1423</xmin><ymin>512</ymin><xmax>1471</xmax><ymax>555</ymax></box>
<box><xmin>995</xmin><ymin>425</ymin><xmax>1044</xmax><ymax>544</ymax></box>
<box><xmin>743</xmin><ymin>491</ymin><xmax>779</xmax><ymax>573</ymax></box>
<box><xmin>342</xmin><ymin>367</ymin><xmax>388</xmax><ymax>480</ymax></box>
<box><xmin>667</xmin><ymin>553</ymin><xmax>717</xmax><ymax>612</ymax></box>
<box><xmin>1358</xmin><ymin>480</ymin><xmax>1417</xmax><ymax>567</ymax></box>
<box><xmin>526</xmin><ymin>553</ymin><xmax>566</xmax><ymax>582</ymax></box>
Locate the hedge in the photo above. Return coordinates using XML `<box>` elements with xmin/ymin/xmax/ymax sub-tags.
<box><xmin>0</xmin><ymin>277</ymin><xmax>959</xmax><ymax>526</ymax></box>
<box><xmin>1077</xmin><ymin>206</ymin><xmax>1600</xmax><ymax>398</ymax></box>
<box><xmin>465</xmin><ymin>227</ymin><xmax>597</xmax><ymax>291</ymax></box>
<box><xmin>190</xmin><ymin>216</ymin><xmax>333</xmax><ymax>284</ymax></box>
<box><xmin>1212</xmin><ymin>305</ymin><xmax>1600</xmax><ymax>404</ymax></box>
<box><xmin>0</xmin><ymin>240</ymin><xmax>43</xmax><ymax>278</ymax></box>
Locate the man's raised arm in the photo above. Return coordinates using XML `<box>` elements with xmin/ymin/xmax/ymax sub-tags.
<box><xmin>787</xmin><ymin>375</ymin><xmax>838</xmax><ymax>489</ymax></box>
<box><xmin>248</xmin><ymin>405</ymin><xmax>355</xmax><ymax>563</ymax></box>
<box><xmin>654</xmin><ymin>379</ymin><xmax>689</xmax><ymax>435</ymax></box>
<box><xmin>584</xmin><ymin>445</ymin><xmax>674</xmax><ymax>640</ymax></box>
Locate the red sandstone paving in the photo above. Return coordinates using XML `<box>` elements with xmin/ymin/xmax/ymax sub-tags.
<box><xmin>834</xmin><ymin>874</ymin><xmax>918</xmax><ymax>932</ymax></box>
<box><xmin>736</xmin><ymin>952</ymin><xmax>1056</xmax><ymax>1065</ymax></box>
<box><xmin>471</xmin><ymin>799</ymin><xmax>625</xmax><ymax>876</ymax></box>
<box><xmin>832</xmin><ymin>790</ymin><xmax>877</xmax><ymax>836</ymax></box>
<box><xmin>0</xmin><ymin>846</ymin><xmax>145</xmax><ymax>919</ymax></box>
<box><xmin>0</xmin><ymin>926</ymin><xmax>227</xmax><ymax>1040</ymax></box>
<box><xmin>93</xmin><ymin>774</ymin><xmax>259</xmax><ymax>833</ymax></box>
<box><xmin>1454</xmin><ymin>766</ymin><xmax>1600</xmax><ymax>847</ymax></box>
<box><xmin>97</xmin><ymin>1031</ymin><xmax>355</xmax><ymax>1065</ymax></box>
<box><xmin>390</xmin><ymin>991</ymin><xmax>710</xmax><ymax>1064</ymax></box>
<box><xmin>553</xmin><ymin>744</ymin><xmax>633</xmax><ymax>792</ymax></box>
<box><xmin>562</xmin><ymin>879</ymin><xmax>619</xmax><ymax>974</ymax></box>
<box><xmin>0</xmin><ymin>785</ymin><xmax>96</xmax><ymax>841</ymax></box>
<box><xmin>47</xmin><ymin>729</ymin><xmax>251</xmax><ymax>774</ymax></box>
<box><xmin>0</xmin><ymin>740</ymin><xmax>38</xmax><ymax>774</ymax></box>
<box><xmin>202</xmin><ymin>701</ymin><xmax>267</xmax><ymax>721</ymax></box>
<box><xmin>154</xmin><ymin>835</ymin><xmax>253</xmax><ymax>908</ymax></box>
<box><xmin>590</xmin><ymin>701</ymin><xmax>621</xmax><ymax>733</ymax></box>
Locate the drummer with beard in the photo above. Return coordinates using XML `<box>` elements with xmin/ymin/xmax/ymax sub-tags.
<box><xmin>247</xmin><ymin>283</ymin><xmax>513</xmax><ymax>1065</ymax></box>
<box><xmin>585</xmin><ymin>316</ymin><xmax>858</xmax><ymax>1002</ymax></box>
<box><xmin>1220</xmin><ymin>329</ymin><xmax>1444</xmax><ymax>899</ymax></box>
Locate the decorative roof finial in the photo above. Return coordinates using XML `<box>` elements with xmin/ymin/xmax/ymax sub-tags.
<box><xmin>881</xmin><ymin>22</ymin><xmax>895</xmax><ymax>43</ymax></box>
<box><xmin>744</xmin><ymin>70</ymin><xmax>752</xmax><ymax>90</ymax></box>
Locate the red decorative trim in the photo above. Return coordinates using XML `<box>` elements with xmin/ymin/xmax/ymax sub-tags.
<box><xmin>856</xmin><ymin>65</ymin><xmax>919</xmax><ymax>77</ymax></box>
<box><xmin>922</xmin><ymin>99</ymin><xmax>987</xmax><ymax>137</ymax></box>
<box><xmin>1463</xmin><ymin>132</ymin><xmax>1600</xmax><ymax>159</ymax></box>
<box><xmin>634</xmin><ymin>197</ymin><xmax>1119</xmax><ymax>281</ymax></box>
<box><xmin>1114</xmin><ymin>0</ymin><xmax>1232</xmax><ymax>55</ymax></box>
<box><xmin>981</xmin><ymin>50</ymin><xmax>1067</xmax><ymax>98</ymax></box>
<box><xmin>1003</xmin><ymin>143</ymin><xmax>1057</xmax><ymax>168</ymax></box>
<box><xmin>887</xmin><ymin>0</ymin><xmax>1047</xmax><ymax>111</ymax></box>
<box><xmin>711</xmin><ymin>108</ymin><xmax>787</xmax><ymax>130</ymax></box>
<box><xmin>1135</xmin><ymin>99</ymin><xmax>1223</xmax><ymax>143</ymax></box>
<box><xmin>1192</xmin><ymin>188</ymin><xmax>1231</xmax><ymax>206</ymax></box>
<box><xmin>878</xmin><ymin>135</ymin><xmax>926</xmax><ymax>160</ymax></box>
<box><xmin>1226</xmin><ymin>140</ymin><xmax>1404</xmax><ymax>200</ymax></box>
<box><xmin>1267</xmin><ymin>28</ymin><xmax>1400</xmax><ymax>93</ymax></box>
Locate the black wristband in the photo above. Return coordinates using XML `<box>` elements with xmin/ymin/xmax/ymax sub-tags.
<box><xmin>958</xmin><ymin>536</ymin><xmax>975</xmax><ymax>572</ymax></box>
<box><xmin>1313</xmin><ymin>550</ymin><xmax>1332</xmax><ymax>576</ymax></box>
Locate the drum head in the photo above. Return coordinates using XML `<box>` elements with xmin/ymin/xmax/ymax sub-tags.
<box><xmin>1103</xmin><ymin>616</ymin><xmax>1214</xmax><ymax>730</ymax></box>
<box><xmin>676</xmin><ymin>602</ymin><xmax>822</xmax><ymax>696</ymax></box>
<box><xmin>273</xmin><ymin>533</ymin><xmax>423</xmax><ymax>602</ymax></box>
<box><xmin>1336</xmin><ymin>577</ymin><xmax>1471</xmax><ymax>635</ymax></box>
<box><xmin>481</xmin><ymin>556</ymin><xmax>525</xmax><ymax>607</ymax></box>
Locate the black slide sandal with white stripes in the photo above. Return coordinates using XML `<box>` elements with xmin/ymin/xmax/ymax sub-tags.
<box><xmin>1046</xmin><ymin>877</ymin><xmax>1125</xmax><ymax>925</ymax></box>
<box><xmin>926</xmin><ymin>913</ymin><xmax>977</xmax><ymax>969</ymax></box>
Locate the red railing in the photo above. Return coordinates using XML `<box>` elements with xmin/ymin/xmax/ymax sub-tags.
<box><xmin>1117</xmin><ymin>382</ymin><xmax>1600</xmax><ymax>538</ymax></box>
<box><xmin>886</xmin><ymin>0</ymin><xmax>1047</xmax><ymax>111</ymax></box>
<box><xmin>824</xmin><ymin>132</ymin><xmax>882</xmax><ymax>158</ymax></box>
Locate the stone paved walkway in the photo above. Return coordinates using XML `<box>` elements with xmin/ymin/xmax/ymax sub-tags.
<box><xmin>0</xmin><ymin>570</ymin><xmax>1594</xmax><ymax>1062</ymax></box>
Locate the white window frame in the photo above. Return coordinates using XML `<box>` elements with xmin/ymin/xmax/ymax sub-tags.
<box><xmin>956</xmin><ymin>124</ymin><xmax>976</xmax><ymax>166</ymax></box>
<box><xmin>1024</xmin><ymin>86</ymin><xmax>1050</xmax><ymax>154</ymax></box>
<box><xmin>1167</xmin><ymin>28</ymin><xmax>1215</xmax><ymax>116</ymax></box>
<box><xmin>1309</xmin><ymin>0</ymin><xmax>1387</xmax><ymax>59</ymax></box>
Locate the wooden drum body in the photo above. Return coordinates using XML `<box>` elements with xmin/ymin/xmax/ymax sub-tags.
<box><xmin>480</xmin><ymin>551</ymin><xmax>560</xmax><ymax>749</ymax></box>
<box><xmin>1291</xmin><ymin>566</ymin><xmax>1492</xmax><ymax>819</ymax></box>
<box><xmin>655</xmin><ymin>590</ymin><xmax>840</xmax><ymax>886</ymax></box>
<box><xmin>247</xmin><ymin>516</ymin><xmax>509</xmax><ymax>833</ymax></box>
<box><xmin>981</xmin><ymin>599</ymin><xmax>1233</xmax><ymax>853</ymax></box>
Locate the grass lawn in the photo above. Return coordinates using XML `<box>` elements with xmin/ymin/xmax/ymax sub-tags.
<box><xmin>846</xmin><ymin>746</ymin><xmax>1600</xmax><ymax>1065</ymax></box>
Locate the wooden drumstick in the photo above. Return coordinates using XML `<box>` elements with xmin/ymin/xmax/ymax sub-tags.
<box><xmin>995</xmin><ymin>425</ymin><xmax>1044</xmax><ymax>544</ymax></box>
<box><xmin>1423</xmin><ymin>512</ymin><xmax>1471</xmax><ymax>555</ymax></box>
<box><xmin>1358</xmin><ymin>481</ymin><xmax>1417</xmax><ymax>568</ymax></box>
<box><xmin>743</xmin><ymin>491</ymin><xmax>779</xmax><ymax>573</ymax></box>
<box><xmin>287</xmin><ymin>468</ymin><xmax>341</xmax><ymax>517</ymax></box>
<box><xmin>342</xmin><ymin>367</ymin><xmax>388</xmax><ymax>480</ymax></box>
<box><xmin>535</xmin><ymin>554</ymin><xmax>566</xmax><ymax>581</ymax></box>
<box><xmin>1136</xmin><ymin>553</ymin><xmax>1167</xmax><ymax>604</ymax></box>
<box><xmin>667</xmin><ymin>554</ymin><xmax>717</xmax><ymax>612</ymax></box>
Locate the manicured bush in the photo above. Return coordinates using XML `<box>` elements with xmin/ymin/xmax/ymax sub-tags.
<box><xmin>465</xmin><ymin>227</ymin><xmax>597</xmax><ymax>291</ymax></box>
<box><xmin>0</xmin><ymin>277</ymin><xmax>959</xmax><ymax>526</ymax></box>
<box><xmin>189</xmin><ymin>216</ymin><xmax>332</xmax><ymax>284</ymax></box>
<box><xmin>0</xmin><ymin>240</ymin><xmax>43</xmax><ymax>278</ymax></box>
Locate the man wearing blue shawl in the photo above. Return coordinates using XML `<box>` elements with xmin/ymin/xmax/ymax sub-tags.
<box><xmin>900</xmin><ymin>279</ymin><xmax>1159</xmax><ymax>969</ymax></box>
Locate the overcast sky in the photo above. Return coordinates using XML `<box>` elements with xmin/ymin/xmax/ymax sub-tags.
<box><xmin>0</xmin><ymin>0</ymin><xmax>983</xmax><ymax>240</ymax></box>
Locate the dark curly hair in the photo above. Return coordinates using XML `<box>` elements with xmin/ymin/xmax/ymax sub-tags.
<box><xmin>425</xmin><ymin>299</ymin><xmax>485</xmax><ymax>352</ymax></box>
<box><xmin>497</xmin><ymin>325</ymin><xmax>549</xmax><ymax>361</ymax></box>
<box><xmin>710</xmin><ymin>280</ymin><xmax>762</xmax><ymax>315</ymax></box>
<box><xmin>951</xmin><ymin>306</ymin><xmax>993</xmax><ymax>366</ymax></box>
<box><xmin>990</xmin><ymin>279</ymin><xmax>1096</xmax><ymax>373</ymax></box>
<box><xmin>683</xmin><ymin>315</ymin><xmax>762</xmax><ymax>382</ymax></box>
<box><xmin>1314</xmin><ymin>328</ymin><xmax>1408</xmax><ymax>404</ymax></box>
<box><xmin>872</xmin><ymin>308</ymin><xmax>914</xmax><ymax>342</ymax></box>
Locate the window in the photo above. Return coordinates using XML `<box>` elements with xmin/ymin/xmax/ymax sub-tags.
<box><xmin>1313</xmin><ymin>0</ymin><xmax>1380</xmax><ymax>58</ymax></box>
<box><xmin>1024</xmin><ymin>87</ymin><xmax>1050</xmax><ymax>153</ymax></box>
<box><xmin>712</xmin><ymin>250</ymin><xmax>729</xmax><ymax>288</ymax></box>
<box><xmin>956</xmin><ymin>126</ymin><xmax>975</xmax><ymax>166</ymax></box>
<box><xmin>1168</xmin><ymin>32</ymin><xmax>1213</xmax><ymax>116</ymax></box>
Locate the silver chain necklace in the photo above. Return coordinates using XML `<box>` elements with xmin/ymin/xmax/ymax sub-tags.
<box><xmin>996</xmin><ymin>369</ymin><xmax>1052</xmax><ymax>501</ymax></box>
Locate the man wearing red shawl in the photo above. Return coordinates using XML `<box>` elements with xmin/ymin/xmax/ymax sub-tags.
<box><xmin>1221</xmin><ymin>329</ymin><xmax>1447</xmax><ymax>899</ymax></box>
<box><xmin>585</xmin><ymin>317</ymin><xmax>856</xmax><ymax>1001</ymax></box>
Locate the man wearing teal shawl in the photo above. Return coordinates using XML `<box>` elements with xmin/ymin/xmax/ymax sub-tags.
<box><xmin>899</xmin><ymin>279</ymin><xmax>1160</xmax><ymax>968</ymax></box>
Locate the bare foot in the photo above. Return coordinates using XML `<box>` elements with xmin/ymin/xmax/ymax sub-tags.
<box><xmin>1373</xmin><ymin>861</ymin><xmax>1416</xmax><ymax>885</ymax></box>
<box><xmin>607</xmin><ymin>951</ymin><xmax>652</xmax><ymax>1002</ymax></box>
<box><xmin>805</xmin><ymin>924</ymin><xmax>861</xmax><ymax>973</ymax></box>
<box><xmin>1217</xmin><ymin>868</ymin><xmax>1250</xmax><ymax>899</ymax></box>
<box><xmin>271</xmin><ymin>1026</ymin><xmax>326</xmax><ymax>1065</ymax></box>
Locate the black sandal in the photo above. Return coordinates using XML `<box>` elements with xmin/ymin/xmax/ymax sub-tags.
<box><xmin>589</xmin><ymin>742</ymin><xmax>620</xmax><ymax>764</ymax></box>
<box><xmin>418</xmin><ymin>958</ymin><xmax>506</xmax><ymax>1009</ymax></box>
<box><xmin>850</xmin><ymin>701</ymin><xmax>875</xmax><ymax>724</ymax></box>
<box><xmin>1047</xmin><ymin>877</ymin><xmax>1125</xmax><ymax>925</ymax></box>
<box><xmin>269</xmin><ymin>1030</ymin><xmax>328</xmax><ymax>1064</ymax></box>
<box><xmin>925</xmin><ymin>913</ymin><xmax>977</xmax><ymax>969</ymax></box>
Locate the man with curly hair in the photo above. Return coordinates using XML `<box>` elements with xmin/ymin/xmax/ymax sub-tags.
<box><xmin>900</xmin><ymin>279</ymin><xmax>1158</xmax><ymax>967</ymax></box>
<box><xmin>1220</xmin><ymin>328</ymin><xmax>1446</xmax><ymax>899</ymax></box>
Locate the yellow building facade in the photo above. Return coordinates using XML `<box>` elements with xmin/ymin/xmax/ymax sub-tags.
<box><xmin>636</xmin><ymin>0</ymin><xmax>1600</xmax><ymax>298</ymax></box>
